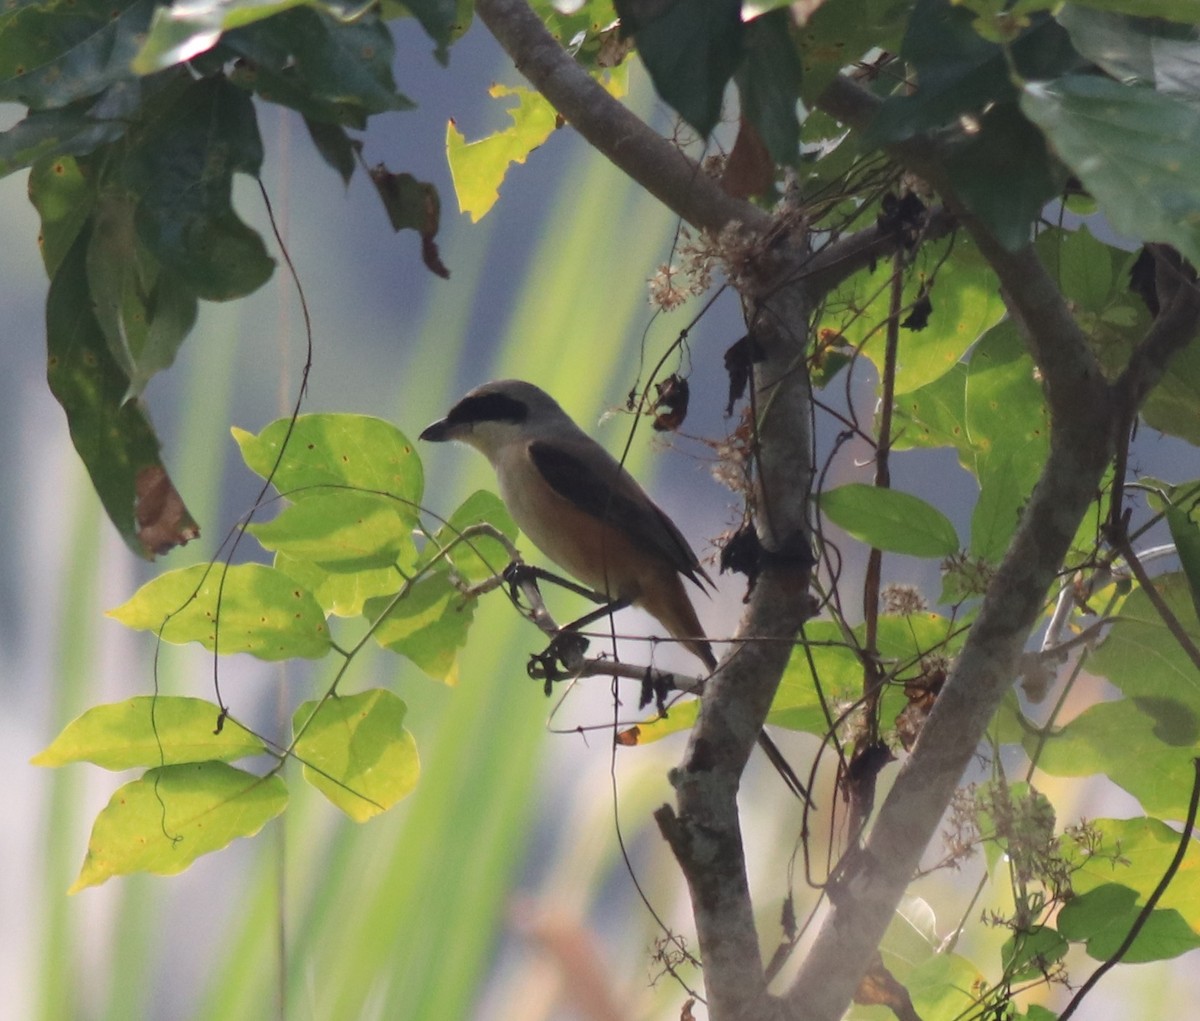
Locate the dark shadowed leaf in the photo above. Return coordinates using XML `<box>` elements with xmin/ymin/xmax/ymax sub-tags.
<box><xmin>0</xmin><ymin>0</ymin><xmax>154</xmax><ymax>109</ymax></box>
<box><xmin>121</xmin><ymin>74</ymin><xmax>273</xmax><ymax>301</ymax></box>
<box><xmin>46</xmin><ymin>227</ymin><xmax>199</xmax><ymax>558</ymax></box>
<box><xmin>737</xmin><ymin>10</ymin><xmax>803</xmax><ymax>167</ymax></box>
<box><xmin>614</xmin><ymin>0</ymin><xmax>742</xmax><ymax>137</ymax></box>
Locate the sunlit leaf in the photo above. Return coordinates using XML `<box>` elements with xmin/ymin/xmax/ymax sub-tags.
<box><xmin>249</xmin><ymin>491</ymin><xmax>417</xmax><ymax>572</ymax></box>
<box><xmin>423</xmin><ymin>489</ymin><xmax>518</xmax><ymax>584</ymax></box>
<box><xmin>28</xmin><ymin>154</ymin><xmax>95</xmax><ymax>277</ymax></box>
<box><xmin>1065</xmin><ymin>817</ymin><xmax>1200</xmax><ymax>932</ymax></box>
<box><xmin>367</xmin><ymin>571</ymin><xmax>474</xmax><ymax>683</ymax></box>
<box><xmin>233</xmin><ymin>413</ymin><xmax>423</xmax><ymax>515</ymax></box>
<box><xmin>1030</xmin><ymin>697</ymin><xmax>1200</xmax><ymax>820</ymax></box>
<box><xmin>32</xmin><ymin>696</ymin><xmax>264</xmax><ymax>769</ymax></box>
<box><xmin>821</xmin><ymin>483</ymin><xmax>959</xmax><ymax>558</ymax></box>
<box><xmin>446</xmin><ymin>84</ymin><xmax>559</xmax><ymax>222</ymax></box>
<box><xmin>1090</xmin><ymin>572</ymin><xmax>1200</xmax><ymax>707</ymax></box>
<box><xmin>1000</xmin><ymin>925</ymin><xmax>1068</xmax><ymax>982</ymax></box>
<box><xmin>108</xmin><ymin>563</ymin><xmax>333</xmax><ymax>660</ymax></box>
<box><xmin>70</xmin><ymin>762</ymin><xmax>287</xmax><ymax>891</ymax></box>
<box><xmin>293</xmin><ymin>689</ymin><xmax>419</xmax><ymax>821</ymax></box>
<box><xmin>274</xmin><ymin>552</ymin><xmax>404</xmax><ymax>618</ymax></box>
<box><xmin>827</xmin><ymin>234</ymin><xmax>1006</xmax><ymax>394</ymax></box>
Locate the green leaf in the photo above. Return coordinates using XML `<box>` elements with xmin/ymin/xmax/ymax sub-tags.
<box><xmin>821</xmin><ymin>483</ymin><xmax>959</xmax><ymax>558</ymax></box>
<box><xmin>737</xmin><ymin>10</ymin><xmax>802</xmax><ymax>167</ymax></box>
<box><xmin>385</xmin><ymin>0</ymin><xmax>461</xmax><ymax>62</ymax></box>
<box><xmin>1065</xmin><ymin>0</ymin><xmax>1200</xmax><ymax>24</ymax></box>
<box><xmin>828</xmin><ymin>234</ymin><xmax>1007</xmax><ymax>394</ymax></box>
<box><xmin>889</xmin><ymin>363</ymin><xmax>972</xmax><ymax>463</ymax></box>
<box><xmin>768</xmin><ymin>620</ymin><xmax>861</xmax><ymax>734</ymax></box>
<box><xmin>0</xmin><ymin>0</ymin><xmax>154</xmax><ymax>109</ymax></box>
<box><xmin>445</xmin><ymin>84</ymin><xmax>558</xmax><ymax>223</ymax></box>
<box><xmin>85</xmin><ymin>187</ymin><xmax>198</xmax><ymax>399</ymax></box>
<box><xmin>796</xmin><ymin>0</ymin><xmax>908</xmax><ymax>104</ymax></box>
<box><xmin>121</xmin><ymin>74</ymin><xmax>273</xmax><ymax>301</ymax></box>
<box><xmin>1058</xmin><ymin>883</ymin><xmax>1200</xmax><ymax>962</ymax></box>
<box><xmin>249</xmin><ymin>492</ymin><xmax>417</xmax><ymax>572</ymax></box>
<box><xmin>1021</xmin><ymin>75</ymin><xmax>1200</xmax><ymax>268</ymax></box>
<box><xmin>423</xmin><ymin>489</ymin><xmax>519</xmax><ymax>584</ymax></box>
<box><xmin>1168</xmin><ymin>504</ymin><xmax>1200</xmax><ymax>624</ymax></box>
<box><xmin>1058</xmin><ymin>7</ymin><xmax>1200</xmax><ymax>101</ymax></box>
<box><xmin>304</xmin><ymin>116</ymin><xmax>357</xmax><ymax>184</ymax></box>
<box><xmin>969</xmin><ymin>453</ymin><xmax>1025</xmax><ymax>563</ymax></box>
<box><xmin>1000</xmin><ymin>925</ymin><xmax>1069</xmax><ymax>981</ymax></box>
<box><xmin>70</xmin><ymin>762</ymin><xmax>287</xmax><ymax>891</ymax></box>
<box><xmin>28</xmin><ymin>153</ymin><xmax>95</xmax><ymax>277</ymax></box>
<box><xmin>0</xmin><ymin>97</ymin><xmax>127</xmax><ymax>178</ymax></box>
<box><xmin>964</xmin><ymin>318</ymin><xmax>1048</xmax><ymax>483</ymax></box>
<box><xmin>1090</xmin><ymin>572</ymin><xmax>1200</xmax><ymax>707</ymax></box>
<box><xmin>367</xmin><ymin>571</ymin><xmax>475</xmax><ymax>684</ymax></box>
<box><xmin>614</xmin><ymin>0</ymin><xmax>742</xmax><ymax>138</ymax></box>
<box><xmin>869</xmin><ymin>1</ymin><xmax>1081</xmax><ymax>144</ymax></box>
<box><xmin>292</xmin><ymin>689</ymin><xmax>420</xmax><ymax>821</ymax></box>
<box><xmin>1065</xmin><ymin>817</ymin><xmax>1200</xmax><ymax>932</ymax></box>
<box><xmin>108</xmin><ymin>563</ymin><xmax>333</xmax><ymax>660</ymax></box>
<box><xmin>132</xmin><ymin>0</ymin><xmax>313</xmax><ymax>73</ymax></box>
<box><xmin>944</xmin><ymin>101</ymin><xmax>1067</xmax><ymax>252</ymax></box>
<box><xmin>32</xmin><ymin>696</ymin><xmax>264</xmax><ymax>769</ymax></box>
<box><xmin>46</xmin><ymin>226</ymin><xmax>199</xmax><ymax>559</ymax></box>
<box><xmin>274</xmin><ymin>552</ymin><xmax>404</xmax><ymax>617</ymax></box>
<box><xmin>233</xmin><ymin>412</ymin><xmax>423</xmax><ymax>512</ymax></box>
<box><xmin>1028</xmin><ymin>698</ymin><xmax>1199</xmax><ymax>823</ymax></box>
<box><xmin>220</xmin><ymin>8</ymin><xmax>414</xmax><ymax>122</ymax></box>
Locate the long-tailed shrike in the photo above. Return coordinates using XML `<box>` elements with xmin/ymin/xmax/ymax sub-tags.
<box><xmin>420</xmin><ymin>379</ymin><xmax>811</xmax><ymax>803</ymax></box>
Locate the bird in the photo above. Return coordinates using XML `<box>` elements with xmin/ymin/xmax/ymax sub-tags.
<box><xmin>420</xmin><ymin>379</ymin><xmax>812</xmax><ymax>805</ymax></box>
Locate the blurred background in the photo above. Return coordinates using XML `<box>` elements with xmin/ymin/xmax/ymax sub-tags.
<box><xmin>3</xmin><ymin>13</ymin><xmax>1199</xmax><ymax>1021</ymax></box>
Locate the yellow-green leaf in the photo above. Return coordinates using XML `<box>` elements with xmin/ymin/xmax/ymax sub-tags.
<box><xmin>446</xmin><ymin>84</ymin><xmax>558</xmax><ymax>223</ymax></box>
<box><xmin>293</xmin><ymin>689</ymin><xmax>420</xmax><ymax>822</ymax></box>
<box><xmin>32</xmin><ymin>696</ymin><xmax>263</xmax><ymax>769</ymax></box>
<box><xmin>108</xmin><ymin>562</ymin><xmax>332</xmax><ymax>660</ymax></box>
<box><xmin>71</xmin><ymin>762</ymin><xmax>287</xmax><ymax>892</ymax></box>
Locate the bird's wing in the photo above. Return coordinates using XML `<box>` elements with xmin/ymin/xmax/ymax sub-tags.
<box><xmin>528</xmin><ymin>439</ymin><xmax>713</xmax><ymax>590</ymax></box>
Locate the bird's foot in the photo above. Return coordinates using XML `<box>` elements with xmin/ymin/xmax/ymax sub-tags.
<box><xmin>527</xmin><ymin>630</ymin><xmax>591</xmax><ymax>694</ymax></box>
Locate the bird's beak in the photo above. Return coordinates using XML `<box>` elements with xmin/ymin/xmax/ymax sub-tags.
<box><xmin>419</xmin><ymin>418</ymin><xmax>452</xmax><ymax>442</ymax></box>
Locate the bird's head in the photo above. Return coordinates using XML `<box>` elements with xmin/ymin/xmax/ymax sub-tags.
<box><xmin>420</xmin><ymin>379</ymin><xmax>573</xmax><ymax>459</ymax></box>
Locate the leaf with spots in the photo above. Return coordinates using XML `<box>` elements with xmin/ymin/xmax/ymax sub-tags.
<box><xmin>233</xmin><ymin>413</ymin><xmax>424</xmax><ymax>525</ymax></box>
<box><xmin>70</xmin><ymin>762</ymin><xmax>287</xmax><ymax>891</ymax></box>
<box><xmin>108</xmin><ymin>562</ymin><xmax>333</xmax><ymax>660</ymax></box>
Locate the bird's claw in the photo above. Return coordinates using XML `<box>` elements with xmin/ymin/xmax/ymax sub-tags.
<box><xmin>526</xmin><ymin>630</ymin><xmax>590</xmax><ymax>694</ymax></box>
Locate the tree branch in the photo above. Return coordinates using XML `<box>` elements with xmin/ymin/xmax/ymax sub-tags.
<box><xmin>475</xmin><ymin>0</ymin><xmax>768</xmax><ymax>236</ymax></box>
